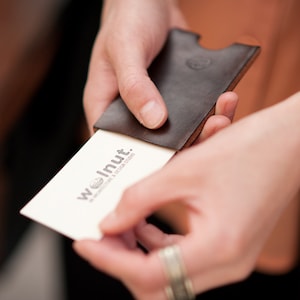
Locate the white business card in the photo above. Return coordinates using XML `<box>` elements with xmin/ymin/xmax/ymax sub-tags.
<box><xmin>20</xmin><ymin>130</ymin><xmax>175</xmax><ymax>240</ymax></box>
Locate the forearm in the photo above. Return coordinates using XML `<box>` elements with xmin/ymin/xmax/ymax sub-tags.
<box><xmin>256</xmin><ymin>92</ymin><xmax>300</xmax><ymax>193</ymax></box>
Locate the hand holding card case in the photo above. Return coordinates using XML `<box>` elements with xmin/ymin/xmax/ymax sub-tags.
<box><xmin>94</xmin><ymin>29</ymin><xmax>260</xmax><ymax>151</ymax></box>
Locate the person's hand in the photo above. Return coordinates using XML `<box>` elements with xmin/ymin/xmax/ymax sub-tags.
<box><xmin>74</xmin><ymin>92</ymin><xmax>300</xmax><ymax>299</ymax></box>
<box><xmin>83</xmin><ymin>0</ymin><xmax>188</xmax><ymax>133</ymax></box>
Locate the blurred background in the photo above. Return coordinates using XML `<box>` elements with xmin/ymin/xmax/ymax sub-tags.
<box><xmin>0</xmin><ymin>1</ymin><xmax>299</xmax><ymax>299</ymax></box>
<box><xmin>0</xmin><ymin>0</ymin><xmax>102</xmax><ymax>299</ymax></box>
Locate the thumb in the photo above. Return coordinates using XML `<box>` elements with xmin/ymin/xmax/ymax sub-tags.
<box><xmin>100</xmin><ymin>165</ymin><xmax>181</xmax><ymax>234</ymax></box>
<box><xmin>113</xmin><ymin>55</ymin><xmax>168</xmax><ymax>129</ymax></box>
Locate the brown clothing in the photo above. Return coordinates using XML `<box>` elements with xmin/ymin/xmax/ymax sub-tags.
<box><xmin>179</xmin><ymin>0</ymin><xmax>300</xmax><ymax>274</ymax></box>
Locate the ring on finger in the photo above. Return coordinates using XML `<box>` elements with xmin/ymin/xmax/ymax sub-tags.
<box><xmin>158</xmin><ymin>245</ymin><xmax>195</xmax><ymax>300</ymax></box>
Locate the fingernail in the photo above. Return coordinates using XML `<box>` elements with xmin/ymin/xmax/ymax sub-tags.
<box><xmin>139</xmin><ymin>100</ymin><xmax>165</xmax><ymax>129</ymax></box>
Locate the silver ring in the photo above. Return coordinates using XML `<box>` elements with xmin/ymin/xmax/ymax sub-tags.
<box><xmin>159</xmin><ymin>245</ymin><xmax>195</xmax><ymax>300</ymax></box>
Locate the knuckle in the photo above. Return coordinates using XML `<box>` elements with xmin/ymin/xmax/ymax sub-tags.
<box><xmin>119</xmin><ymin>72</ymin><xmax>150</xmax><ymax>104</ymax></box>
<box><xmin>120</xmin><ymin>73</ymin><xmax>141</xmax><ymax>98</ymax></box>
<box><xmin>121</xmin><ymin>184</ymin><xmax>146</xmax><ymax>210</ymax></box>
<box><xmin>213</xmin><ymin>228</ymin><xmax>257</xmax><ymax>281</ymax></box>
<box><xmin>121</xmin><ymin>187</ymin><xmax>138</xmax><ymax>208</ymax></box>
<box><xmin>215</xmin><ymin>228</ymin><xmax>247</xmax><ymax>264</ymax></box>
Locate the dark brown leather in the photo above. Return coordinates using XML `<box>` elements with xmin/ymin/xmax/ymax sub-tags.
<box><xmin>94</xmin><ymin>29</ymin><xmax>260</xmax><ymax>151</ymax></box>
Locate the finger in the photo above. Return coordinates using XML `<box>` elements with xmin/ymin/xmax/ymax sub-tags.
<box><xmin>135</xmin><ymin>221</ymin><xmax>183</xmax><ymax>251</ymax></box>
<box><xmin>195</xmin><ymin>91</ymin><xmax>238</xmax><ymax>143</ymax></box>
<box><xmin>100</xmin><ymin>160</ymin><xmax>193</xmax><ymax>234</ymax></box>
<box><xmin>121</xmin><ymin>230</ymin><xmax>138</xmax><ymax>249</ymax></box>
<box><xmin>110</xmin><ymin>44</ymin><xmax>168</xmax><ymax>129</ymax></box>
<box><xmin>196</xmin><ymin>115</ymin><xmax>231</xmax><ymax>143</ymax></box>
<box><xmin>215</xmin><ymin>91</ymin><xmax>238</xmax><ymax>121</ymax></box>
